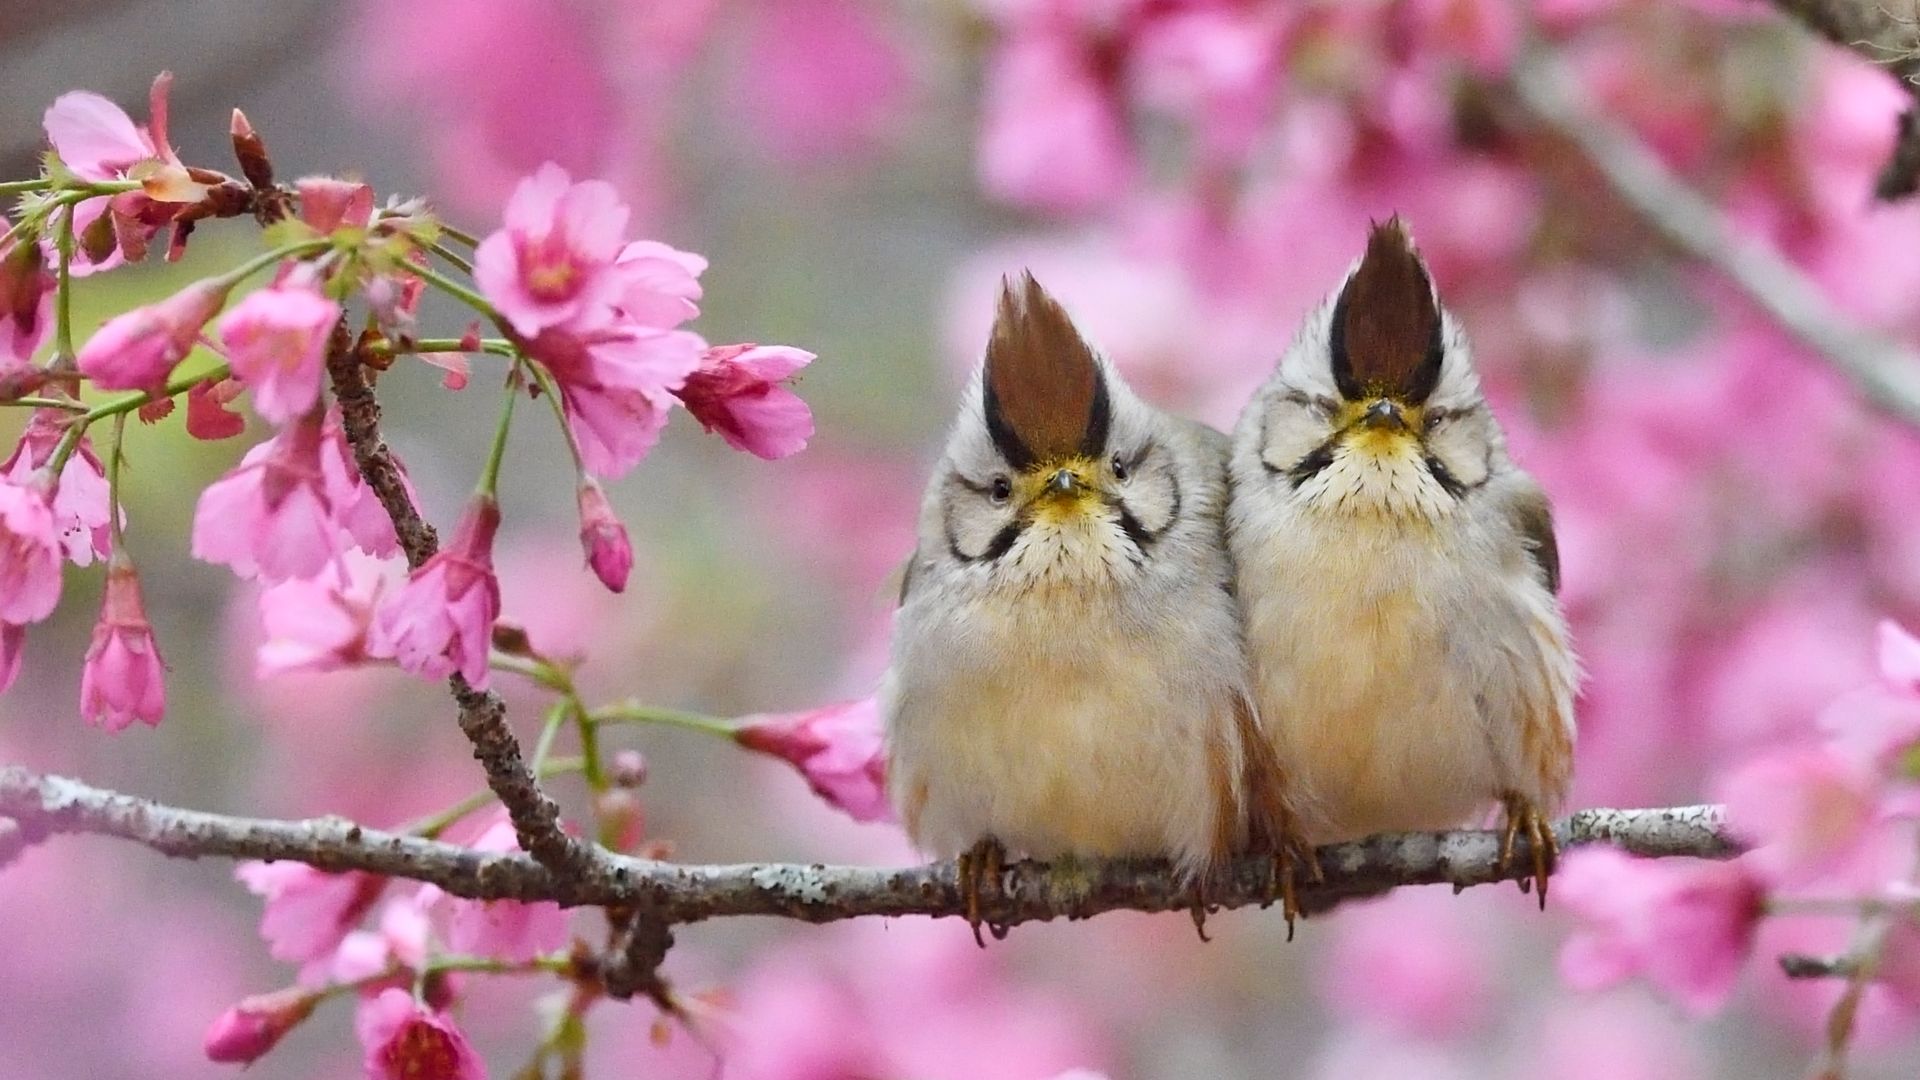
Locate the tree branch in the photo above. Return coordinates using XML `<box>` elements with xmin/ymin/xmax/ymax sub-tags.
<box><xmin>1509</xmin><ymin>45</ymin><xmax>1920</xmax><ymax>430</ymax></box>
<box><xmin>1765</xmin><ymin>1</ymin><xmax>1920</xmax><ymax>199</ymax></box>
<box><xmin>0</xmin><ymin>765</ymin><xmax>1736</xmax><ymax>928</ymax></box>
<box><xmin>1767</xmin><ymin>0</ymin><xmax>1920</xmax><ymax>85</ymax></box>
<box><xmin>321</xmin><ymin>327</ymin><xmax>595</xmax><ymax>881</ymax></box>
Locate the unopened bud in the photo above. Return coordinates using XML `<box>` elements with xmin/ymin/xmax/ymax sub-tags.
<box><xmin>611</xmin><ymin>749</ymin><xmax>647</xmax><ymax>788</ymax></box>
<box><xmin>203</xmin><ymin>987</ymin><xmax>316</xmax><ymax>1064</ymax></box>
<box><xmin>491</xmin><ymin>620</ymin><xmax>534</xmax><ymax>658</ymax></box>
<box><xmin>230</xmin><ymin>108</ymin><xmax>274</xmax><ymax>189</ymax></box>
<box><xmin>594</xmin><ymin>788</ymin><xmax>645</xmax><ymax>852</ymax></box>
<box><xmin>576</xmin><ymin>480</ymin><xmax>632</xmax><ymax>594</ymax></box>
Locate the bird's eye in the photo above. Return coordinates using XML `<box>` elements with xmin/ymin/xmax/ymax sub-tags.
<box><xmin>1111</xmin><ymin>454</ymin><xmax>1130</xmax><ymax>482</ymax></box>
<box><xmin>989</xmin><ymin>476</ymin><xmax>1012</xmax><ymax>503</ymax></box>
<box><xmin>1424</xmin><ymin>407</ymin><xmax>1449</xmax><ymax>432</ymax></box>
<box><xmin>1313</xmin><ymin>396</ymin><xmax>1339</xmax><ymax>419</ymax></box>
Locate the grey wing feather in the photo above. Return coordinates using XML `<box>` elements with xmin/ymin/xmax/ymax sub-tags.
<box><xmin>1508</xmin><ymin>485</ymin><xmax>1561</xmax><ymax>595</ymax></box>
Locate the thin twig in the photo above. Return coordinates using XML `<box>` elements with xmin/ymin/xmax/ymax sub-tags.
<box><xmin>320</xmin><ymin>325</ymin><xmax>595</xmax><ymax>882</ymax></box>
<box><xmin>1510</xmin><ymin>45</ymin><xmax>1920</xmax><ymax>429</ymax></box>
<box><xmin>0</xmin><ymin>765</ymin><xmax>1738</xmax><ymax>929</ymax></box>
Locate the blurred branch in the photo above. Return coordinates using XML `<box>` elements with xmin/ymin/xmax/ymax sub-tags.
<box><xmin>0</xmin><ymin>766</ymin><xmax>1735</xmax><ymax>928</ymax></box>
<box><xmin>1767</xmin><ymin>0</ymin><xmax>1920</xmax><ymax>83</ymax></box>
<box><xmin>322</xmin><ymin>328</ymin><xmax>597</xmax><ymax>882</ymax></box>
<box><xmin>1511</xmin><ymin>46</ymin><xmax>1920</xmax><ymax>430</ymax></box>
<box><xmin>1781</xmin><ymin>952</ymin><xmax>1864</xmax><ymax>978</ymax></box>
<box><xmin>1765</xmin><ymin>0</ymin><xmax>1920</xmax><ymax>200</ymax></box>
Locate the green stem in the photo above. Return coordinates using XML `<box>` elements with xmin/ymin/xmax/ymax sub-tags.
<box><xmin>320</xmin><ymin>952</ymin><xmax>572</xmax><ymax>1006</ymax></box>
<box><xmin>213</xmin><ymin>238</ymin><xmax>333</xmax><ymax>292</ymax></box>
<box><xmin>426</xmin><ymin>240</ymin><xmax>474</xmax><ymax>275</ymax></box>
<box><xmin>529</xmin><ymin>704</ymin><xmax>569</xmax><ymax>775</ymax></box>
<box><xmin>5</xmin><ymin>397</ymin><xmax>87</xmax><ymax>413</ymax></box>
<box><xmin>411</xmin><ymin>337</ymin><xmax>514</xmax><ymax>357</ymax></box>
<box><xmin>0</xmin><ymin>178</ymin><xmax>53</xmax><ymax>197</ymax></box>
<box><xmin>477</xmin><ymin>366</ymin><xmax>518</xmax><ymax>497</ymax></box>
<box><xmin>105</xmin><ymin>414</ymin><xmax>128</xmax><ymax>549</ymax></box>
<box><xmin>54</xmin><ymin>207</ymin><xmax>74</xmax><ymax>362</ymax></box>
<box><xmin>439</xmin><ymin>223</ymin><xmax>480</xmax><ymax>248</ymax></box>
<box><xmin>575</xmin><ymin>697</ymin><xmax>605</xmax><ymax>792</ymax></box>
<box><xmin>591</xmin><ymin>701</ymin><xmax>741</xmax><ymax>739</ymax></box>
<box><xmin>83</xmin><ymin>362</ymin><xmax>232</xmax><ymax>424</ymax></box>
<box><xmin>528</xmin><ymin>364</ymin><xmax>585</xmax><ymax>471</ymax></box>
<box><xmin>43</xmin><ymin>418</ymin><xmax>87</xmax><ymax>481</ymax></box>
<box><xmin>404</xmin><ymin>260</ymin><xmax>500</xmax><ymax>323</ymax></box>
<box><xmin>408</xmin><ymin>756</ymin><xmax>585</xmax><ymax>839</ymax></box>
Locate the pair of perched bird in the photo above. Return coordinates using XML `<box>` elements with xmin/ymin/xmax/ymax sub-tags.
<box><xmin>882</xmin><ymin>219</ymin><xmax>1578</xmax><ymax>941</ymax></box>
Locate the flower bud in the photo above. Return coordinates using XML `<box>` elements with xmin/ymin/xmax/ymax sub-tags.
<box><xmin>77</xmin><ymin>277</ymin><xmax>232</xmax><ymax>392</ymax></box>
<box><xmin>576</xmin><ymin>479</ymin><xmax>632</xmax><ymax>593</ymax></box>
<box><xmin>203</xmin><ymin>987</ymin><xmax>316</xmax><ymax>1064</ymax></box>
<box><xmin>610</xmin><ymin>749</ymin><xmax>648</xmax><ymax>788</ymax></box>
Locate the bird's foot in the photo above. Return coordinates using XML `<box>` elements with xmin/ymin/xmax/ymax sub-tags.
<box><xmin>1258</xmin><ymin>823</ymin><xmax>1323</xmax><ymax>940</ymax></box>
<box><xmin>1498</xmin><ymin>792</ymin><xmax>1558</xmax><ymax>910</ymax></box>
<box><xmin>957</xmin><ymin>837</ymin><xmax>1008</xmax><ymax>947</ymax></box>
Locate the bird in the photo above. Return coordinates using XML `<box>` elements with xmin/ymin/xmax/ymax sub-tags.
<box><xmin>884</xmin><ymin>272</ymin><xmax>1314</xmax><ymax>944</ymax></box>
<box><xmin>1225</xmin><ymin>217</ymin><xmax>1578</xmax><ymax>906</ymax></box>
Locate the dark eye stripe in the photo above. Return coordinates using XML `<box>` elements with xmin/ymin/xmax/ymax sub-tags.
<box><xmin>1423</xmin><ymin>454</ymin><xmax>1468</xmax><ymax>498</ymax></box>
<box><xmin>1280</xmin><ymin>437</ymin><xmax>1339</xmax><ymax>487</ymax></box>
<box><xmin>1107</xmin><ymin>474</ymin><xmax>1181</xmax><ymax>553</ymax></box>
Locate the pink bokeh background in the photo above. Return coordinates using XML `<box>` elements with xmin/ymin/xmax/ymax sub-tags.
<box><xmin>7</xmin><ymin>0</ymin><xmax>1920</xmax><ymax>1076</ymax></box>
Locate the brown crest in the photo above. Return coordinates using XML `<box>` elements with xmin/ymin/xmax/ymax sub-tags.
<box><xmin>1328</xmin><ymin>217</ymin><xmax>1443</xmax><ymax>404</ymax></box>
<box><xmin>982</xmin><ymin>271</ymin><xmax>1111</xmax><ymax>470</ymax></box>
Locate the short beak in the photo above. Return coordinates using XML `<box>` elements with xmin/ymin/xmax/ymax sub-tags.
<box><xmin>1048</xmin><ymin>468</ymin><xmax>1080</xmax><ymax>495</ymax></box>
<box><xmin>1356</xmin><ymin>399</ymin><xmax>1407</xmax><ymax>432</ymax></box>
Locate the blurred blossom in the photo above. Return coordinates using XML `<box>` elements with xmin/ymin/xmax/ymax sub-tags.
<box><xmin>235</xmin><ymin>862</ymin><xmax>385</xmax><ymax>980</ymax></box>
<box><xmin>1</xmin><ymin>409</ymin><xmax>112</xmax><ymax>566</ymax></box>
<box><xmin>979</xmin><ymin>30</ymin><xmax>1133</xmax><ymax>213</ymax></box>
<box><xmin>716</xmin><ymin>918</ymin><xmax>1105</xmax><ymax>1080</ymax></box>
<box><xmin>1556</xmin><ymin>849</ymin><xmax>1764</xmax><ymax>1015</ymax></box>
<box><xmin>254</xmin><ymin>556</ymin><xmax>390</xmax><ymax>677</ymax></box>
<box><xmin>215</xmin><ymin>283</ymin><xmax>340</xmax><ymax>424</ymax></box>
<box><xmin>732</xmin><ymin>0</ymin><xmax>911</xmax><ymax>162</ymax></box>
<box><xmin>0</xmin><ymin>239</ymin><xmax>52</xmax><ymax>364</ymax></box>
<box><xmin>1821</xmin><ymin>622</ymin><xmax>1920</xmax><ymax>771</ymax></box>
<box><xmin>0</xmin><ymin>479</ymin><xmax>66</xmax><ymax>629</ymax></box>
<box><xmin>321</xmin><ymin>408</ymin><xmax>405</xmax><ymax>559</ymax></box>
<box><xmin>421</xmin><ymin>811</ymin><xmax>569</xmax><ymax>963</ymax></box>
<box><xmin>0</xmin><ymin>621</ymin><xmax>23</xmax><ymax>693</ymax></box>
<box><xmin>676</xmin><ymin>344</ymin><xmax>817</xmax><ymax>459</ymax></box>
<box><xmin>1305</xmin><ymin>1033</ymin><xmax>1477</xmax><ymax>1080</ymax></box>
<box><xmin>331</xmin><ymin>892</ymin><xmax>434</xmax><ymax>986</ymax></box>
<box><xmin>352</xmin><ymin>0</ymin><xmax>625</xmax><ymax>217</ymax></box>
<box><xmin>191</xmin><ymin>412</ymin><xmax>352</xmax><ymax>582</ymax></box>
<box><xmin>1718</xmin><ymin>746</ymin><xmax>1882</xmax><ymax>887</ymax></box>
<box><xmin>356</xmin><ymin>988</ymin><xmax>487</xmax><ymax>1080</ymax></box>
<box><xmin>369</xmin><ymin>494</ymin><xmax>502</xmax><ymax>687</ymax></box>
<box><xmin>295</xmin><ymin>175</ymin><xmax>374</xmax><ymax>234</ymax></box>
<box><xmin>735</xmin><ymin>695</ymin><xmax>892</xmax><ymax>824</ymax></box>
<box><xmin>75</xmin><ymin>278</ymin><xmax>230</xmax><ymax>392</ymax></box>
<box><xmin>1319</xmin><ymin>886</ymin><xmax>1495</xmax><ymax>1039</ymax></box>
<box><xmin>1527</xmin><ymin>994</ymin><xmax>1706</xmax><ymax>1080</ymax></box>
<box><xmin>80</xmin><ymin>559</ymin><xmax>166</xmax><ymax>730</ymax></box>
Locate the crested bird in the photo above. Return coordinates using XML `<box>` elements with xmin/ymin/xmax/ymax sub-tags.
<box><xmin>1225</xmin><ymin>218</ymin><xmax>1578</xmax><ymax>905</ymax></box>
<box><xmin>885</xmin><ymin>272</ymin><xmax>1313</xmax><ymax>943</ymax></box>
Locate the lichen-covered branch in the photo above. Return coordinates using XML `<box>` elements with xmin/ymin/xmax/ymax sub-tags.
<box><xmin>1511</xmin><ymin>46</ymin><xmax>1920</xmax><ymax>430</ymax></box>
<box><xmin>321</xmin><ymin>329</ymin><xmax>594</xmax><ymax>881</ymax></box>
<box><xmin>1765</xmin><ymin>0</ymin><xmax>1920</xmax><ymax>199</ymax></box>
<box><xmin>0</xmin><ymin>765</ymin><xmax>1735</xmax><ymax>928</ymax></box>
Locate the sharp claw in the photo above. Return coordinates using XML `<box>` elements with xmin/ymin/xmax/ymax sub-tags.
<box><xmin>1530</xmin><ymin>814</ymin><xmax>1557</xmax><ymax>911</ymax></box>
<box><xmin>960</xmin><ymin>838</ymin><xmax>1004</xmax><ymax>948</ymax></box>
